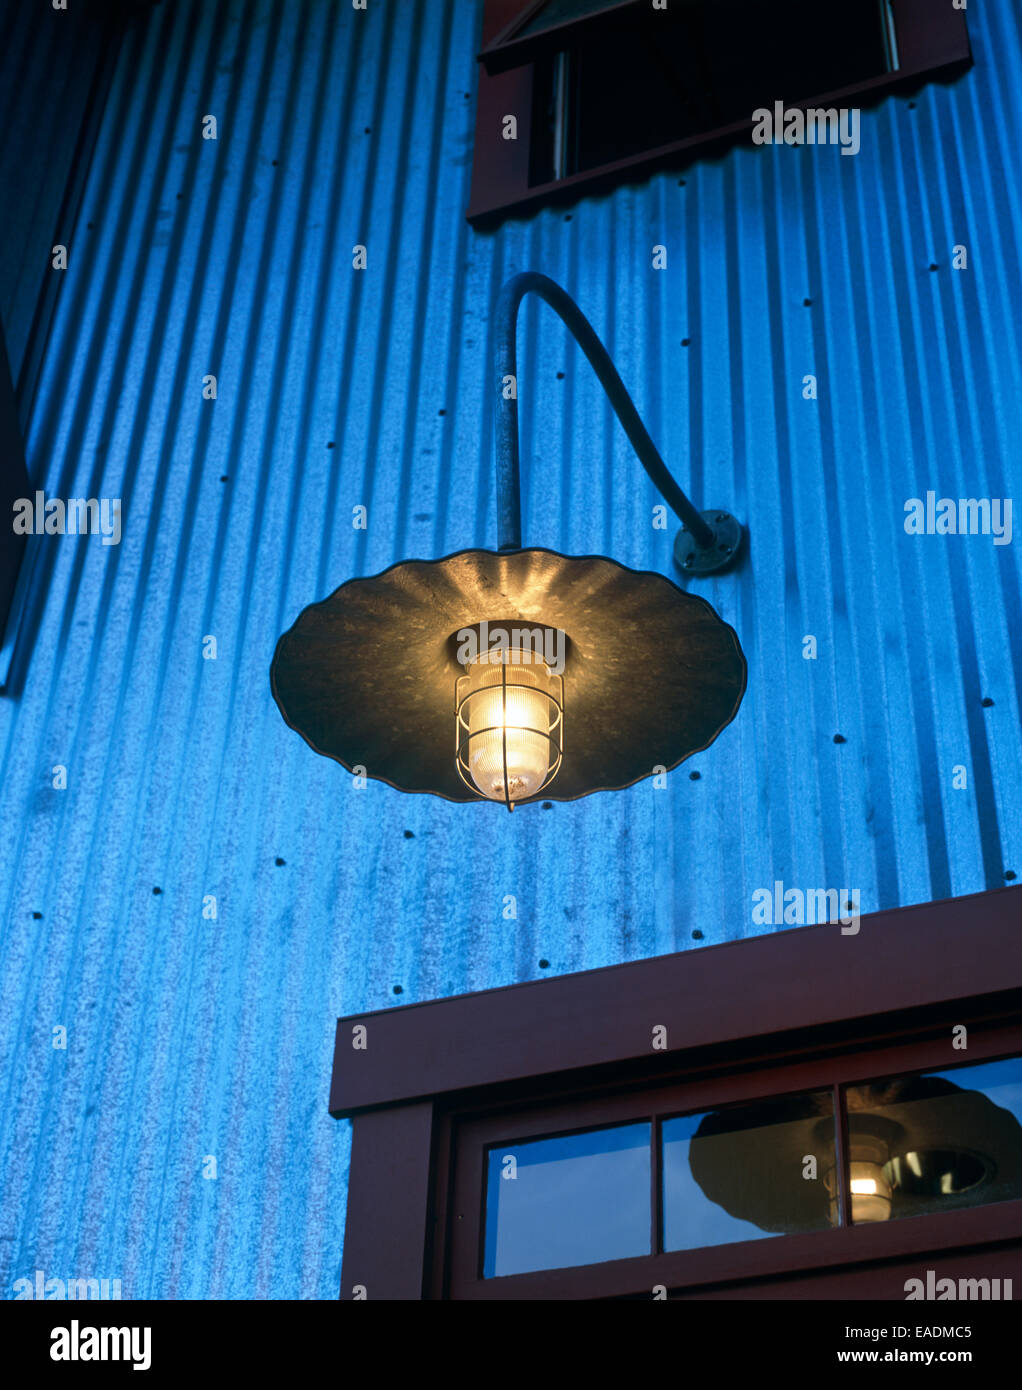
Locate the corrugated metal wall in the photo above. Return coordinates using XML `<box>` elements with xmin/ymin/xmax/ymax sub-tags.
<box><xmin>1</xmin><ymin>0</ymin><xmax>1019</xmax><ymax>1298</ymax></box>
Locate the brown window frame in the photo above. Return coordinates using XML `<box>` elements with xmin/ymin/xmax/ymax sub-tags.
<box><xmin>467</xmin><ymin>0</ymin><xmax>973</xmax><ymax>227</ymax></box>
<box><xmin>331</xmin><ymin>886</ymin><xmax>1022</xmax><ymax>1299</ymax></box>
<box><xmin>444</xmin><ymin>1020</ymin><xmax>1022</xmax><ymax>1299</ymax></box>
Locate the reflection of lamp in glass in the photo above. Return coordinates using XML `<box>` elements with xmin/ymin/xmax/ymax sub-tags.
<box><xmin>884</xmin><ymin>1149</ymin><xmax>989</xmax><ymax>1197</ymax></box>
<box><xmin>849</xmin><ymin>1167</ymin><xmax>893</xmax><ymax>1221</ymax></box>
<box><xmin>688</xmin><ymin>1093</ymin><xmax>838</xmax><ymax>1235</ymax></box>
<box><xmin>842</xmin><ymin>1077</ymin><xmax>1012</xmax><ymax>1223</ymax></box>
<box><xmin>822</xmin><ymin>1115</ymin><xmax>902</xmax><ymax>1224</ymax></box>
<box><xmin>689</xmin><ymin>1074</ymin><xmax>1022</xmax><ymax>1234</ymax></box>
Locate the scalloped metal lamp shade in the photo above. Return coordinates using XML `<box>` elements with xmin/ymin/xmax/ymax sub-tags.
<box><xmin>270</xmin><ymin>547</ymin><xmax>746</xmax><ymax>805</ymax></box>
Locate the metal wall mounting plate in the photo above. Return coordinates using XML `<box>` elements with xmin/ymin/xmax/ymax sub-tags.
<box><xmin>673</xmin><ymin>510</ymin><xmax>744</xmax><ymax>576</ymax></box>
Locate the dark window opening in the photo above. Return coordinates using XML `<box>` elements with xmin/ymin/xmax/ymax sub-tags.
<box><xmin>530</xmin><ymin>0</ymin><xmax>894</xmax><ymax>184</ymax></box>
<box><xmin>469</xmin><ymin>0</ymin><xmax>972</xmax><ymax>225</ymax></box>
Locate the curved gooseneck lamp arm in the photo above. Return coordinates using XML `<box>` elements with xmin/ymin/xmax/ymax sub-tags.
<box><xmin>493</xmin><ymin>271</ymin><xmax>742</xmax><ymax>574</ymax></box>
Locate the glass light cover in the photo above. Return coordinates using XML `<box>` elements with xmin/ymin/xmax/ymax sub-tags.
<box><xmin>456</xmin><ymin>648</ymin><xmax>562</xmax><ymax>805</ymax></box>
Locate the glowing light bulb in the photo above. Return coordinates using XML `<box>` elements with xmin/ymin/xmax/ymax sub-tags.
<box><xmin>824</xmin><ymin>1157</ymin><xmax>894</xmax><ymax>1225</ymax></box>
<box><xmin>847</xmin><ymin>1162</ymin><xmax>892</xmax><ymax>1222</ymax></box>
<box><xmin>455</xmin><ymin>647</ymin><xmax>563</xmax><ymax>807</ymax></box>
<box><xmin>468</xmin><ymin>683</ymin><xmax>551</xmax><ymax>801</ymax></box>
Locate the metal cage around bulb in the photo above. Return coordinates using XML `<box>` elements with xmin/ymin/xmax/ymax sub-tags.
<box><xmin>455</xmin><ymin>649</ymin><xmax>564</xmax><ymax>810</ymax></box>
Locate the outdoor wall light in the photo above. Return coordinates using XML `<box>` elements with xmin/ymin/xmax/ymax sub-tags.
<box><xmin>271</xmin><ymin>273</ymin><xmax>746</xmax><ymax>807</ymax></box>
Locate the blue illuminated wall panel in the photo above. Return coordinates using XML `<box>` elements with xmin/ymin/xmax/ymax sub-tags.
<box><xmin>0</xmin><ymin>0</ymin><xmax>1018</xmax><ymax>1298</ymax></box>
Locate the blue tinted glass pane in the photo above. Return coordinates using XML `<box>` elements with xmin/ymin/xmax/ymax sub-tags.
<box><xmin>483</xmin><ymin>1124</ymin><xmax>650</xmax><ymax>1278</ymax></box>
<box><xmin>848</xmin><ymin>1055</ymin><xmax>1022</xmax><ymax>1224</ymax></box>
<box><xmin>663</xmin><ymin>1092</ymin><xmax>836</xmax><ymax>1252</ymax></box>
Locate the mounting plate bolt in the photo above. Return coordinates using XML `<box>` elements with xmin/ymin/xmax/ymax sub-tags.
<box><xmin>673</xmin><ymin>510</ymin><xmax>744</xmax><ymax>576</ymax></box>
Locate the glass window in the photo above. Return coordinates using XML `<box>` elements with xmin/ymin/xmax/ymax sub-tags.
<box><xmin>483</xmin><ymin>1123</ymin><xmax>650</xmax><ymax>1278</ymax></box>
<box><xmin>845</xmin><ymin>1055</ymin><xmax>1022</xmax><ymax>1225</ymax></box>
<box><xmin>663</xmin><ymin>1091</ymin><xmax>837</xmax><ymax>1252</ymax></box>
<box><xmin>475</xmin><ymin>1055</ymin><xmax>1022</xmax><ymax>1281</ymax></box>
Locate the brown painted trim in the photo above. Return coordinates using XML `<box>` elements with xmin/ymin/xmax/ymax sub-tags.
<box><xmin>423</xmin><ymin>1000</ymin><xmax>1022</xmax><ymax>1135</ymax></box>
<box><xmin>466</xmin><ymin>64</ymin><xmax>535</xmax><ymax>227</ymax></box>
<box><xmin>481</xmin><ymin>0</ymin><xmax>540</xmax><ymax>49</ymax></box>
<box><xmin>425</xmin><ymin>1106</ymin><xmax>457</xmax><ymax>1300</ymax></box>
<box><xmin>451</xmin><ymin>1203</ymin><xmax>1022</xmax><ymax>1300</ymax></box>
<box><xmin>330</xmin><ymin>887</ymin><xmax>1022</xmax><ymax>1116</ymax></box>
<box><xmin>674</xmin><ymin>1242</ymin><xmax>1022</xmax><ymax>1300</ymax></box>
<box><xmin>467</xmin><ymin>0</ymin><xmax>972</xmax><ymax>226</ymax></box>
<box><xmin>338</xmin><ymin>1102</ymin><xmax>435</xmax><ymax>1301</ymax></box>
<box><xmin>442</xmin><ymin>1014</ymin><xmax>1022</xmax><ymax>1134</ymax></box>
<box><xmin>448</xmin><ymin>1023</ymin><xmax>1022</xmax><ymax>1154</ymax></box>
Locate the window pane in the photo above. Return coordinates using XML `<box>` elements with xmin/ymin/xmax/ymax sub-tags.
<box><xmin>846</xmin><ymin>1055</ymin><xmax>1022</xmax><ymax>1225</ymax></box>
<box><xmin>663</xmin><ymin>1091</ymin><xmax>836</xmax><ymax>1252</ymax></box>
<box><xmin>483</xmin><ymin>1123</ymin><xmax>650</xmax><ymax>1278</ymax></box>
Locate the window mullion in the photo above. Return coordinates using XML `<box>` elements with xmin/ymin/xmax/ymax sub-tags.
<box><xmin>832</xmin><ymin>1082</ymin><xmax>851</xmax><ymax>1228</ymax></box>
